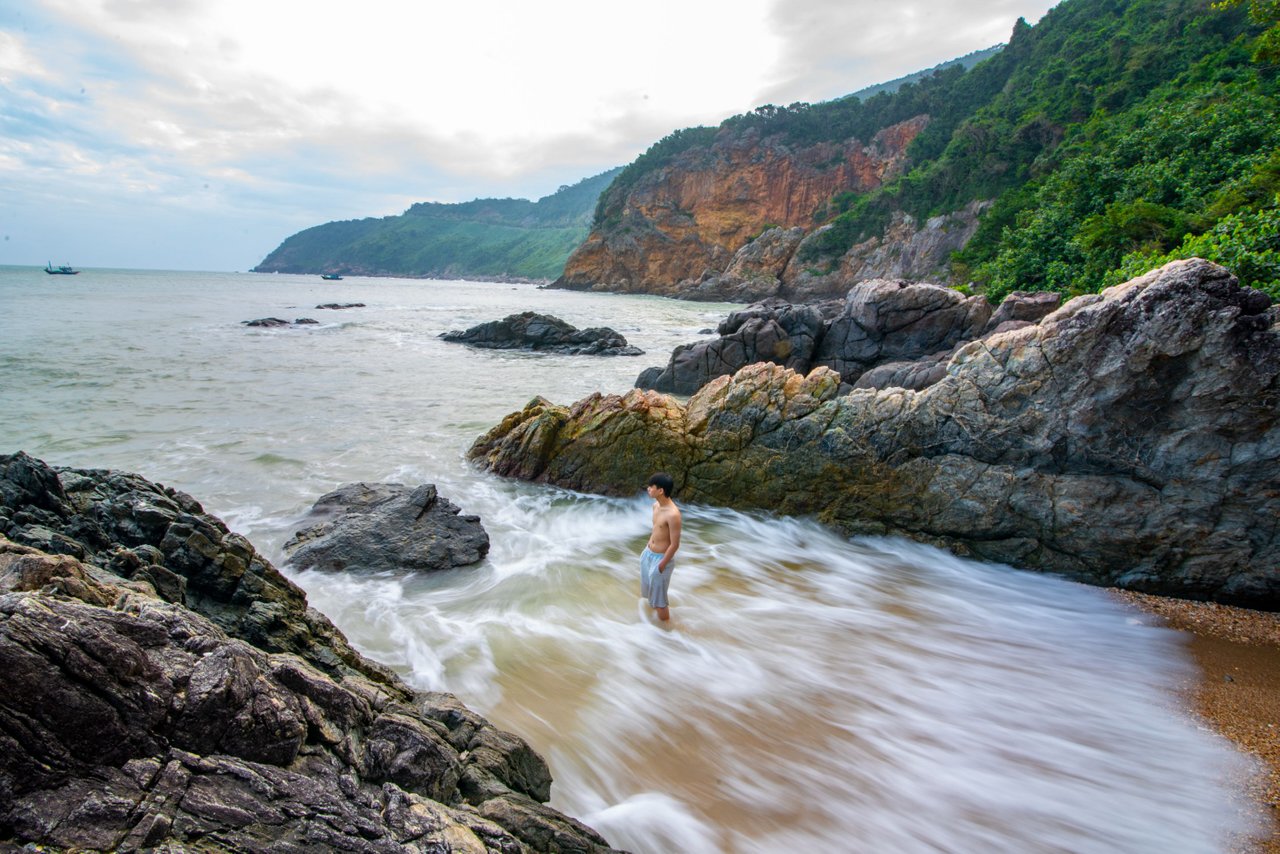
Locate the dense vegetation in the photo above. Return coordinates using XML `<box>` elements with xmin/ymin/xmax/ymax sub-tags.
<box><xmin>253</xmin><ymin>168</ymin><xmax>620</xmax><ymax>280</ymax></box>
<box><xmin>592</xmin><ymin>0</ymin><xmax>1280</xmax><ymax>300</ymax></box>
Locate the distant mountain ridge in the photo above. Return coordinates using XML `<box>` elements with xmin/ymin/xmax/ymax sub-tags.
<box><xmin>840</xmin><ymin>45</ymin><xmax>1004</xmax><ymax>102</ymax></box>
<box><xmin>252</xmin><ymin>167</ymin><xmax>621</xmax><ymax>280</ymax></box>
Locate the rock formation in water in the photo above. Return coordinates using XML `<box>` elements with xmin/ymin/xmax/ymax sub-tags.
<box><xmin>441</xmin><ymin>312</ymin><xmax>643</xmax><ymax>356</ymax></box>
<box><xmin>636</xmin><ymin>284</ymin><xmax>1060</xmax><ymax>396</ymax></box>
<box><xmin>472</xmin><ymin>260</ymin><xmax>1280</xmax><ymax>609</ymax></box>
<box><xmin>0</xmin><ymin>452</ymin><xmax>618</xmax><ymax>852</ymax></box>
<box><xmin>285</xmin><ymin>482</ymin><xmax>490</xmax><ymax>574</ymax></box>
<box><xmin>554</xmin><ymin>118</ymin><xmax>941</xmax><ymax>302</ymax></box>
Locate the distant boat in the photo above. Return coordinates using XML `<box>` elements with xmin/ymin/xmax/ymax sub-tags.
<box><xmin>44</xmin><ymin>262</ymin><xmax>79</xmax><ymax>275</ymax></box>
<box><xmin>320</xmin><ymin>273</ymin><xmax>343</xmax><ymax>281</ymax></box>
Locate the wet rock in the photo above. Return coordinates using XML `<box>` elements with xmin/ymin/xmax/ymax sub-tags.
<box><xmin>473</xmin><ymin>259</ymin><xmax>1280</xmax><ymax>609</ymax></box>
<box><xmin>317</xmin><ymin>302</ymin><xmax>366</xmax><ymax>309</ymax></box>
<box><xmin>284</xmin><ymin>482</ymin><xmax>490</xmax><ymax>574</ymax></box>
<box><xmin>441</xmin><ymin>311</ymin><xmax>643</xmax><ymax>356</ymax></box>
<box><xmin>0</xmin><ymin>457</ymin><xmax>620</xmax><ymax>852</ymax></box>
<box><xmin>242</xmin><ymin>317</ymin><xmax>319</xmax><ymax>327</ymax></box>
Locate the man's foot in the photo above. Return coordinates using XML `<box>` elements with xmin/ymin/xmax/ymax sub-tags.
<box><xmin>656</xmin><ymin>607</ymin><xmax>670</xmax><ymax>621</ymax></box>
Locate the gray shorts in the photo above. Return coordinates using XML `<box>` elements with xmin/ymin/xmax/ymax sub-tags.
<box><xmin>639</xmin><ymin>547</ymin><xmax>673</xmax><ymax>608</ymax></box>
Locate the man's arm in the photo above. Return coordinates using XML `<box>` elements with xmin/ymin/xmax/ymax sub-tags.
<box><xmin>659</xmin><ymin>511</ymin><xmax>681</xmax><ymax>571</ymax></box>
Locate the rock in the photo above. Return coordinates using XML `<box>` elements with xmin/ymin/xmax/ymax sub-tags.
<box><xmin>0</xmin><ymin>457</ymin><xmax>619</xmax><ymax>852</ymax></box>
<box><xmin>689</xmin><ymin>226</ymin><xmax>807</xmax><ymax>302</ymax></box>
<box><xmin>284</xmin><ymin>482</ymin><xmax>490</xmax><ymax>574</ymax></box>
<box><xmin>472</xmin><ymin>260</ymin><xmax>1280</xmax><ymax>609</ymax></box>
<box><xmin>242</xmin><ymin>317</ymin><xmax>319</xmax><ymax>327</ymax></box>
<box><xmin>317</xmin><ymin>303</ymin><xmax>366</xmax><ymax>309</ymax></box>
<box><xmin>441</xmin><ymin>312</ymin><xmax>643</xmax><ymax>356</ymax></box>
<box><xmin>637</xmin><ymin>298</ymin><xmax>833</xmax><ymax>394</ymax></box>
<box><xmin>636</xmin><ymin>280</ymin><xmax>1002</xmax><ymax>395</ymax></box>
<box><xmin>983</xmin><ymin>290</ymin><xmax>1063</xmax><ymax>333</ymax></box>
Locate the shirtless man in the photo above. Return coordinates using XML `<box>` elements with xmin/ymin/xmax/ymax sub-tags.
<box><xmin>640</xmin><ymin>472</ymin><xmax>682</xmax><ymax>621</ymax></box>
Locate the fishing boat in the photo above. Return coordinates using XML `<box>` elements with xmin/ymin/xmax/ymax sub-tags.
<box><xmin>320</xmin><ymin>273</ymin><xmax>343</xmax><ymax>281</ymax></box>
<box><xmin>44</xmin><ymin>262</ymin><xmax>79</xmax><ymax>275</ymax></box>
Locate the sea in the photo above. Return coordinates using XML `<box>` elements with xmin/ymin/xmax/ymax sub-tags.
<box><xmin>0</xmin><ymin>265</ymin><xmax>1265</xmax><ymax>853</ymax></box>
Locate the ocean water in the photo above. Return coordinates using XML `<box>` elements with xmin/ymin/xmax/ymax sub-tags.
<box><xmin>0</xmin><ymin>265</ymin><xmax>1264</xmax><ymax>852</ymax></box>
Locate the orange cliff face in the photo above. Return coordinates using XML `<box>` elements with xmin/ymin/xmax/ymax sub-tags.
<box><xmin>556</xmin><ymin>115</ymin><xmax>930</xmax><ymax>296</ymax></box>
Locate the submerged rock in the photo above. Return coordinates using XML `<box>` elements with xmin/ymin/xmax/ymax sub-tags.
<box><xmin>284</xmin><ymin>482</ymin><xmax>490</xmax><ymax>574</ymax></box>
<box><xmin>0</xmin><ymin>452</ymin><xmax>618</xmax><ymax>852</ymax></box>
<box><xmin>441</xmin><ymin>311</ymin><xmax>643</xmax><ymax>356</ymax></box>
<box><xmin>473</xmin><ymin>260</ymin><xmax>1280</xmax><ymax>609</ymax></box>
<box><xmin>242</xmin><ymin>317</ymin><xmax>319</xmax><ymax>327</ymax></box>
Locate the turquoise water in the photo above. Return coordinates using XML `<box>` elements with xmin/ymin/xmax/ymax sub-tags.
<box><xmin>0</xmin><ymin>265</ymin><xmax>1264</xmax><ymax>852</ymax></box>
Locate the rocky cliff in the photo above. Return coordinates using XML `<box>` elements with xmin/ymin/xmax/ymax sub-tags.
<box><xmin>0</xmin><ymin>452</ymin><xmax>618</xmax><ymax>852</ymax></box>
<box><xmin>554</xmin><ymin>118</ymin><xmax>934</xmax><ymax>300</ymax></box>
<box><xmin>473</xmin><ymin>260</ymin><xmax>1280</xmax><ymax>609</ymax></box>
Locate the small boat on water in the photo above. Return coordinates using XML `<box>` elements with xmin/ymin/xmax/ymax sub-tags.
<box><xmin>44</xmin><ymin>262</ymin><xmax>79</xmax><ymax>275</ymax></box>
<box><xmin>320</xmin><ymin>273</ymin><xmax>343</xmax><ymax>281</ymax></box>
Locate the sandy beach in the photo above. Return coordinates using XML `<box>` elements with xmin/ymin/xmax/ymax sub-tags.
<box><xmin>1112</xmin><ymin>591</ymin><xmax>1280</xmax><ymax>853</ymax></box>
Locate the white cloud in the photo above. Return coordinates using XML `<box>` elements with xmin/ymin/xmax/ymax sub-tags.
<box><xmin>2</xmin><ymin>0</ymin><xmax>1062</xmax><ymax>269</ymax></box>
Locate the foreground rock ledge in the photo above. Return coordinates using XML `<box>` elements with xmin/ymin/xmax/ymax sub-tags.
<box><xmin>471</xmin><ymin>259</ymin><xmax>1280</xmax><ymax>609</ymax></box>
<box><xmin>0</xmin><ymin>453</ymin><xmax>618</xmax><ymax>852</ymax></box>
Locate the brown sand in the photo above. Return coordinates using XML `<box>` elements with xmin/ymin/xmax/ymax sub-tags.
<box><xmin>1111</xmin><ymin>590</ymin><xmax>1280</xmax><ymax>853</ymax></box>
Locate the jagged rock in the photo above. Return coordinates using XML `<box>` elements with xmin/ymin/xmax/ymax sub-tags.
<box><xmin>284</xmin><ymin>482</ymin><xmax>490</xmax><ymax>574</ymax></box>
<box><xmin>242</xmin><ymin>317</ymin><xmax>318</xmax><ymax>327</ymax></box>
<box><xmin>812</xmin><ymin>278</ymin><xmax>992</xmax><ymax>383</ymax></box>
<box><xmin>441</xmin><ymin>311</ymin><xmax>643</xmax><ymax>356</ymax></box>
<box><xmin>636</xmin><ymin>280</ymin><xmax>999</xmax><ymax>395</ymax></box>
<box><xmin>473</xmin><ymin>260</ymin><xmax>1280</xmax><ymax>609</ymax></box>
<box><xmin>0</xmin><ymin>457</ymin><xmax>619</xmax><ymax>852</ymax></box>
<box><xmin>317</xmin><ymin>303</ymin><xmax>366</xmax><ymax>310</ymax></box>
<box><xmin>687</xmin><ymin>226</ymin><xmax>806</xmax><ymax>302</ymax></box>
<box><xmin>637</xmin><ymin>299</ymin><xmax>835</xmax><ymax>394</ymax></box>
<box><xmin>983</xmin><ymin>290</ymin><xmax>1063</xmax><ymax>333</ymax></box>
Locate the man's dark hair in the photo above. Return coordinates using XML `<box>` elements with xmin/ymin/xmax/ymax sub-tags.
<box><xmin>647</xmin><ymin>472</ymin><xmax>675</xmax><ymax>497</ymax></box>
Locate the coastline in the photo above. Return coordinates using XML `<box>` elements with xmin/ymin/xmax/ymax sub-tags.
<box><xmin>1112</xmin><ymin>590</ymin><xmax>1280</xmax><ymax>853</ymax></box>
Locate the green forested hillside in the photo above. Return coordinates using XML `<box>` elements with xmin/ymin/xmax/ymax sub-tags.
<box><xmin>253</xmin><ymin>168</ymin><xmax>621</xmax><ymax>279</ymax></box>
<box><xmin>595</xmin><ymin>0</ymin><xmax>1280</xmax><ymax>300</ymax></box>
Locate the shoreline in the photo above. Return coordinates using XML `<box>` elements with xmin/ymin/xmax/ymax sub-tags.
<box><xmin>1111</xmin><ymin>590</ymin><xmax>1280</xmax><ymax>853</ymax></box>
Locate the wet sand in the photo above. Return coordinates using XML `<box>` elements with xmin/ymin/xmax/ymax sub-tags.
<box><xmin>1112</xmin><ymin>590</ymin><xmax>1280</xmax><ymax>853</ymax></box>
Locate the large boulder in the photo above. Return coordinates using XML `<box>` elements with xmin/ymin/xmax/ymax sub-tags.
<box><xmin>284</xmin><ymin>482</ymin><xmax>490</xmax><ymax>574</ymax></box>
<box><xmin>636</xmin><ymin>298</ymin><xmax>834</xmax><ymax>394</ymax></box>
<box><xmin>0</xmin><ymin>454</ymin><xmax>619</xmax><ymax>852</ymax></box>
<box><xmin>636</xmin><ymin>280</ymin><xmax>1005</xmax><ymax>395</ymax></box>
<box><xmin>441</xmin><ymin>311</ymin><xmax>643</xmax><ymax>356</ymax></box>
<box><xmin>472</xmin><ymin>260</ymin><xmax>1280</xmax><ymax>609</ymax></box>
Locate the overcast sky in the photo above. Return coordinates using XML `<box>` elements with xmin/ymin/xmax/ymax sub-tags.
<box><xmin>0</xmin><ymin>0</ymin><xmax>1059</xmax><ymax>271</ymax></box>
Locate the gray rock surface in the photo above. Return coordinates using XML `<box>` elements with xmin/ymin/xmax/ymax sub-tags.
<box><xmin>637</xmin><ymin>279</ymin><xmax>1009</xmax><ymax>395</ymax></box>
<box><xmin>0</xmin><ymin>453</ymin><xmax>618</xmax><ymax>852</ymax></box>
<box><xmin>284</xmin><ymin>482</ymin><xmax>490</xmax><ymax>574</ymax></box>
<box><xmin>474</xmin><ymin>259</ymin><xmax>1280</xmax><ymax>609</ymax></box>
<box><xmin>441</xmin><ymin>312</ymin><xmax>643</xmax><ymax>356</ymax></box>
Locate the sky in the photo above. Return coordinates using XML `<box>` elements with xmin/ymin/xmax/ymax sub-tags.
<box><xmin>0</xmin><ymin>0</ymin><xmax>1060</xmax><ymax>272</ymax></box>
